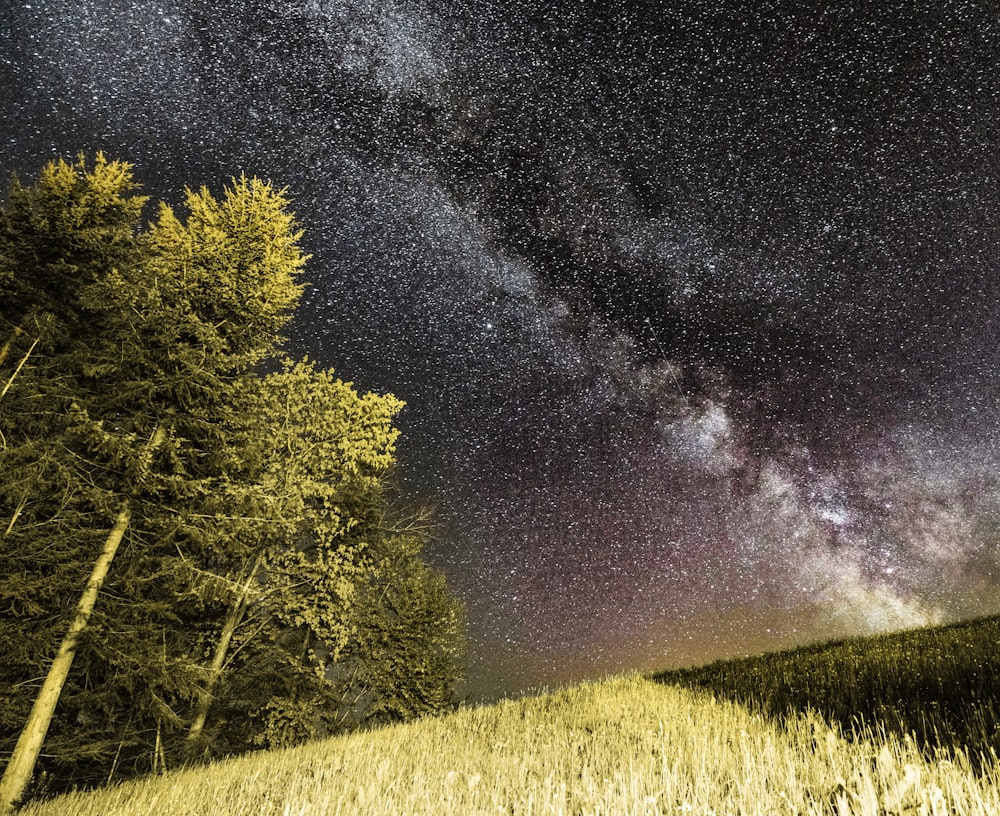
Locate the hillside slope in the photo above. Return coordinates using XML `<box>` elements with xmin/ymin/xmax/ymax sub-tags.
<box><xmin>18</xmin><ymin>673</ymin><xmax>1000</xmax><ymax>815</ymax></box>
<box><xmin>656</xmin><ymin>614</ymin><xmax>1000</xmax><ymax>765</ymax></box>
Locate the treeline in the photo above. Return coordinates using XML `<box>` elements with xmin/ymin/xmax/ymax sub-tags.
<box><xmin>0</xmin><ymin>155</ymin><xmax>464</xmax><ymax>808</ymax></box>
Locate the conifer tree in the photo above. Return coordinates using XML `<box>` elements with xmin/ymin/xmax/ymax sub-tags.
<box><xmin>0</xmin><ymin>157</ymin><xmax>305</xmax><ymax>808</ymax></box>
<box><xmin>0</xmin><ymin>155</ymin><xmax>465</xmax><ymax>807</ymax></box>
<box><xmin>0</xmin><ymin>156</ymin><xmax>154</xmax><ymax>807</ymax></box>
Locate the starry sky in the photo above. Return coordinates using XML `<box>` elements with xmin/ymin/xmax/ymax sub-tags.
<box><xmin>3</xmin><ymin>0</ymin><xmax>1000</xmax><ymax>700</ymax></box>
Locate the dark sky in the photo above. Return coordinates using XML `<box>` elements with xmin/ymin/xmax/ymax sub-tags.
<box><xmin>4</xmin><ymin>0</ymin><xmax>1000</xmax><ymax>699</ymax></box>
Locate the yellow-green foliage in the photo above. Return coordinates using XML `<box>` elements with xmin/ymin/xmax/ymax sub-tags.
<box><xmin>145</xmin><ymin>173</ymin><xmax>306</xmax><ymax>363</ymax></box>
<box><xmin>18</xmin><ymin>675</ymin><xmax>1000</xmax><ymax>815</ymax></box>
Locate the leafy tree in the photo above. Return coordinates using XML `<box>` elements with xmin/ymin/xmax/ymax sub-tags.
<box><xmin>182</xmin><ymin>359</ymin><xmax>404</xmax><ymax>756</ymax></box>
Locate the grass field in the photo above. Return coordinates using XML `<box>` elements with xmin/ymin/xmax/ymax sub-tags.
<box><xmin>654</xmin><ymin>614</ymin><xmax>1000</xmax><ymax>769</ymax></box>
<box><xmin>15</xmin><ymin>616</ymin><xmax>1000</xmax><ymax>815</ymax></box>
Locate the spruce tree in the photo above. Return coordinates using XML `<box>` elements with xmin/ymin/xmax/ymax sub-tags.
<box><xmin>0</xmin><ymin>157</ymin><xmax>305</xmax><ymax>807</ymax></box>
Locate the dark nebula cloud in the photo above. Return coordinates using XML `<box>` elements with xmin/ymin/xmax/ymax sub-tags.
<box><xmin>3</xmin><ymin>0</ymin><xmax>1000</xmax><ymax>698</ymax></box>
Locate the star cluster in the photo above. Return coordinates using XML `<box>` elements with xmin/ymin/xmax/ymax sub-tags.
<box><xmin>3</xmin><ymin>0</ymin><xmax>1000</xmax><ymax>699</ymax></box>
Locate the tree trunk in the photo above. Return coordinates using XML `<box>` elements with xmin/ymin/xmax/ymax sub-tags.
<box><xmin>0</xmin><ymin>506</ymin><xmax>131</xmax><ymax>813</ymax></box>
<box><xmin>0</xmin><ymin>327</ymin><xmax>24</xmax><ymax>366</ymax></box>
<box><xmin>3</xmin><ymin>497</ymin><xmax>27</xmax><ymax>538</ymax></box>
<box><xmin>0</xmin><ymin>423</ymin><xmax>166</xmax><ymax>814</ymax></box>
<box><xmin>0</xmin><ymin>337</ymin><xmax>39</xmax><ymax>402</ymax></box>
<box><xmin>185</xmin><ymin>554</ymin><xmax>263</xmax><ymax>747</ymax></box>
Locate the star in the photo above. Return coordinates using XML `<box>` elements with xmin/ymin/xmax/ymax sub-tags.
<box><xmin>3</xmin><ymin>0</ymin><xmax>1000</xmax><ymax>700</ymax></box>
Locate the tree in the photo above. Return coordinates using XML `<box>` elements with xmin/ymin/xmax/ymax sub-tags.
<box><xmin>0</xmin><ymin>155</ymin><xmax>306</xmax><ymax>808</ymax></box>
<box><xmin>330</xmin><ymin>531</ymin><xmax>466</xmax><ymax>730</ymax></box>
<box><xmin>0</xmin><ymin>155</ymin><xmax>465</xmax><ymax>806</ymax></box>
<box><xmin>0</xmin><ymin>156</ymin><xmax>157</xmax><ymax>806</ymax></box>
<box><xmin>182</xmin><ymin>359</ymin><xmax>405</xmax><ymax>755</ymax></box>
<box><xmin>0</xmin><ymin>154</ymin><xmax>146</xmax><ymax>347</ymax></box>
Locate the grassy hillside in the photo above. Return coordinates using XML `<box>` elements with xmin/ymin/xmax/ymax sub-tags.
<box><xmin>16</xmin><ymin>616</ymin><xmax>1000</xmax><ymax>814</ymax></box>
<box><xmin>13</xmin><ymin>678</ymin><xmax>1000</xmax><ymax>814</ymax></box>
<box><xmin>654</xmin><ymin>614</ymin><xmax>1000</xmax><ymax>768</ymax></box>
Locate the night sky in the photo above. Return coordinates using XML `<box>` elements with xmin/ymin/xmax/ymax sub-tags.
<box><xmin>4</xmin><ymin>1</ymin><xmax>1000</xmax><ymax>700</ymax></box>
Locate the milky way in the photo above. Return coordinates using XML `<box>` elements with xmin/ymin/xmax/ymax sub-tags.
<box><xmin>3</xmin><ymin>0</ymin><xmax>1000</xmax><ymax>699</ymax></box>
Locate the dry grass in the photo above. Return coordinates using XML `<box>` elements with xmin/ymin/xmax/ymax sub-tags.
<box><xmin>17</xmin><ymin>674</ymin><xmax>1000</xmax><ymax>815</ymax></box>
